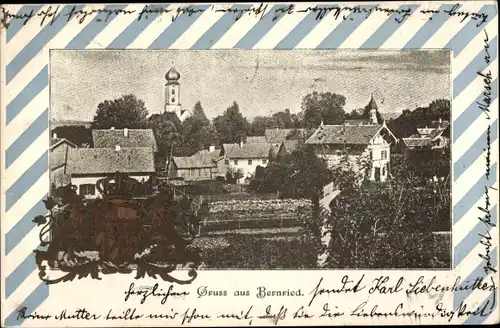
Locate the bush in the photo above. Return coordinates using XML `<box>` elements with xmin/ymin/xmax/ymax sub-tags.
<box><xmin>324</xmin><ymin>180</ymin><xmax>451</xmax><ymax>268</ymax></box>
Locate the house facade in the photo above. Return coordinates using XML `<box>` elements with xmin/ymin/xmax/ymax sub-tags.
<box><xmin>402</xmin><ymin>119</ymin><xmax>450</xmax><ymax>150</ymax></box>
<box><xmin>65</xmin><ymin>146</ymin><xmax>155</xmax><ymax>198</ymax></box>
<box><xmin>168</xmin><ymin>147</ymin><xmax>226</xmax><ymax>181</ymax></box>
<box><xmin>306</xmin><ymin>121</ymin><xmax>397</xmax><ymax>182</ymax></box>
<box><xmin>50</xmin><ymin>133</ymin><xmax>77</xmax><ymax>190</ymax></box>
<box><xmin>221</xmin><ymin>141</ymin><xmax>271</xmax><ymax>184</ymax></box>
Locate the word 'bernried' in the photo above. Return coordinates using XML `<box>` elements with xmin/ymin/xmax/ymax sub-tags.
<box><xmin>196</xmin><ymin>286</ymin><xmax>303</xmax><ymax>298</ymax></box>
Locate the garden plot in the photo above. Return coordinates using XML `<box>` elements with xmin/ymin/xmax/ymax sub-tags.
<box><xmin>201</xmin><ymin>199</ymin><xmax>313</xmax><ymax>234</ymax></box>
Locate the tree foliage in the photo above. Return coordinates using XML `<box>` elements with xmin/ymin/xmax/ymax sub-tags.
<box><xmin>148</xmin><ymin>112</ymin><xmax>182</xmax><ymax>173</ymax></box>
<box><xmin>213</xmin><ymin>101</ymin><xmax>250</xmax><ymax>144</ymax></box>
<box><xmin>301</xmin><ymin>91</ymin><xmax>346</xmax><ymax>128</ymax></box>
<box><xmin>250</xmin><ymin>144</ymin><xmax>332</xmax><ymax>200</ymax></box>
<box><xmin>320</xmin><ymin>146</ymin><xmax>451</xmax><ymax>269</ymax></box>
<box><xmin>52</xmin><ymin>125</ymin><xmax>93</xmax><ymax>147</ymax></box>
<box><xmin>387</xmin><ymin>98</ymin><xmax>450</xmax><ymax>138</ymax></box>
<box><xmin>181</xmin><ymin>102</ymin><xmax>217</xmax><ymax>156</ymax></box>
<box><xmin>92</xmin><ymin>94</ymin><xmax>149</xmax><ymax>129</ymax></box>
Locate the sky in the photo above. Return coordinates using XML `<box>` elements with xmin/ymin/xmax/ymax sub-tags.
<box><xmin>50</xmin><ymin>49</ymin><xmax>451</xmax><ymax>123</ymax></box>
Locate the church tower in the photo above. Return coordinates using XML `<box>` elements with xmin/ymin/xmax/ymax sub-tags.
<box><xmin>164</xmin><ymin>67</ymin><xmax>182</xmax><ymax>117</ymax></box>
<box><xmin>368</xmin><ymin>93</ymin><xmax>379</xmax><ymax>125</ymax></box>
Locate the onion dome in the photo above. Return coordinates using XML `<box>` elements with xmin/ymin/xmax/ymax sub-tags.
<box><xmin>165</xmin><ymin>67</ymin><xmax>180</xmax><ymax>81</ymax></box>
<box><xmin>368</xmin><ymin>93</ymin><xmax>378</xmax><ymax>110</ymax></box>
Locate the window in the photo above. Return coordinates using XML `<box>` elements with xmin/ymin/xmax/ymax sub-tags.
<box><xmin>80</xmin><ymin>184</ymin><xmax>95</xmax><ymax>196</ymax></box>
<box><xmin>172</xmin><ymin>89</ymin><xmax>175</xmax><ymax>95</ymax></box>
<box><xmin>381</xmin><ymin>150</ymin><xmax>387</xmax><ymax>160</ymax></box>
<box><xmin>234</xmin><ymin>160</ymin><xmax>238</xmax><ymax>165</ymax></box>
<box><xmin>262</xmin><ymin>159</ymin><xmax>267</xmax><ymax>164</ymax></box>
<box><xmin>248</xmin><ymin>159</ymin><xmax>253</xmax><ymax>165</ymax></box>
<box><xmin>171</xmin><ymin>97</ymin><xmax>175</xmax><ymax>103</ymax></box>
<box><xmin>382</xmin><ymin>166</ymin><xmax>386</xmax><ymax>176</ymax></box>
<box><xmin>369</xmin><ymin>151</ymin><xmax>373</xmax><ymax>161</ymax></box>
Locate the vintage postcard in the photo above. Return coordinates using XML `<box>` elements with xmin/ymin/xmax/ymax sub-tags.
<box><xmin>0</xmin><ymin>1</ymin><xmax>498</xmax><ymax>326</ymax></box>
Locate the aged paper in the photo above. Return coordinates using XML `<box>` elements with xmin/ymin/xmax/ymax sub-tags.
<box><xmin>0</xmin><ymin>1</ymin><xmax>498</xmax><ymax>326</ymax></box>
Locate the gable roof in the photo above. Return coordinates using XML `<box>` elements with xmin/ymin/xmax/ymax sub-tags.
<box><xmin>246</xmin><ymin>136</ymin><xmax>267</xmax><ymax>143</ymax></box>
<box><xmin>279</xmin><ymin>140</ymin><xmax>300</xmax><ymax>154</ymax></box>
<box><xmin>92</xmin><ymin>129</ymin><xmax>158</xmax><ymax>151</ymax></box>
<box><xmin>171</xmin><ymin>150</ymin><xmax>221</xmax><ymax>169</ymax></box>
<box><xmin>223</xmin><ymin>143</ymin><xmax>271</xmax><ymax>159</ymax></box>
<box><xmin>344</xmin><ymin>119</ymin><xmax>369</xmax><ymax>126</ymax></box>
<box><xmin>306</xmin><ymin>124</ymin><xmax>387</xmax><ymax>145</ymax></box>
<box><xmin>402</xmin><ymin>138</ymin><xmax>433</xmax><ymax>148</ymax></box>
<box><xmin>50</xmin><ymin>138</ymin><xmax>76</xmax><ymax>150</ymax></box>
<box><xmin>264</xmin><ymin>128</ymin><xmax>307</xmax><ymax>144</ymax></box>
<box><xmin>66</xmin><ymin>147</ymin><xmax>155</xmax><ymax>175</ymax></box>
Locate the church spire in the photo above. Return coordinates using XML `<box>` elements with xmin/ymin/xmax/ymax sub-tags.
<box><xmin>368</xmin><ymin>93</ymin><xmax>378</xmax><ymax>125</ymax></box>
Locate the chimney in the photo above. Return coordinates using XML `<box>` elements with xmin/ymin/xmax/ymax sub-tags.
<box><xmin>110</xmin><ymin>127</ymin><xmax>115</xmax><ymax>130</ymax></box>
<box><xmin>52</xmin><ymin>132</ymin><xmax>57</xmax><ymax>139</ymax></box>
<box><xmin>115</xmin><ymin>145</ymin><xmax>121</xmax><ymax>151</ymax></box>
<box><xmin>239</xmin><ymin>139</ymin><xmax>244</xmax><ymax>149</ymax></box>
<box><xmin>209</xmin><ymin>145</ymin><xmax>215</xmax><ymax>152</ymax></box>
<box><xmin>124</xmin><ymin>128</ymin><xmax>129</xmax><ymax>137</ymax></box>
<box><xmin>439</xmin><ymin>118</ymin><xmax>442</xmax><ymax>124</ymax></box>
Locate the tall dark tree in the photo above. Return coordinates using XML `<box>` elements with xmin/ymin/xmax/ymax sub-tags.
<box><xmin>92</xmin><ymin>94</ymin><xmax>149</xmax><ymax>129</ymax></box>
<box><xmin>181</xmin><ymin>102</ymin><xmax>217</xmax><ymax>155</ymax></box>
<box><xmin>301</xmin><ymin>91</ymin><xmax>346</xmax><ymax>128</ymax></box>
<box><xmin>148</xmin><ymin>112</ymin><xmax>182</xmax><ymax>174</ymax></box>
<box><xmin>213</xmin><ymin>101</ymin><xmax>250</xmax><ymax>144</ymax></box>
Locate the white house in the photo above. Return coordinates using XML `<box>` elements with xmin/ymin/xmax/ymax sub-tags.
<box><xmin>65</xmin><ymin>146</ymin><xmax>155</xmax><ymax>198</ymax></box>
<box><xmin>221</xmin><ymin>141</ymin><xmax>271</xmax><ymax>184</ymax></box>
<box><xmin>306</xmin><ymin>120</ymin><xmax>397</xmax><ymax>182</ymax></box>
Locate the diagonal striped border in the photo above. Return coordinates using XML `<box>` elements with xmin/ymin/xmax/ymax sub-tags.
<box><xmin>1</xmin><ymin>2</ymin><xmax>498</xmax><ymax>326</ymax></box>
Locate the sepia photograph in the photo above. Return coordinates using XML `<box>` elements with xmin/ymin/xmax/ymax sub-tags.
<box><xmin>46</xmin><ymin>49</ymin><xmax>452</xmax><ymax>274</ymax></box>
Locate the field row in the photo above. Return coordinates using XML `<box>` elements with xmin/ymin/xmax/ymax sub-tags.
<box><xmin>208</xmin><ymin>198</ymin><xmax>312</xmax><ymax>214</ymax></box>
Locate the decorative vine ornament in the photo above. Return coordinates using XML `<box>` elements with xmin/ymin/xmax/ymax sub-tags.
<box><xmin>33</xmin><ymin>172</ymin><xmax>201</xmax><ymax>285</ymax></box>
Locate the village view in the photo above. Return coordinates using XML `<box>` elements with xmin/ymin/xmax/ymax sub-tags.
<box><xmin>50</xmin><ymin>66</ymin><xmax>451</xmax><ymax>270</ymax></box>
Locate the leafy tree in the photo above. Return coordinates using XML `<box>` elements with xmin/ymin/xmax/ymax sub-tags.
<box><xmin>148</xmin><ymin>112</ymin><xmax>182</xmax><ymax>174</ymax></box>
<box><xmin>249</xmin><ymin>116</ymin><xmax>275</xmax><ymax>136</ymax></box>
<box><xmin>213</xmin><ymin>101</ymin><xmax>250</xmax><ymax>144</ymax></box>
<box><xmin>388</xmin><ymin>99</ymin><xmax>450</xmax><ymax>138</ymax></box>
<box><xmin>92</xmin><ymin>94</ymin><xmax>149</xmax><ymax>129</ymax></box>
<box><xmin>249</xmin><ymin>109</ymin><xmax>296</xmax><ymax>136</ymax></box>
<box><xmin>250</xmin><ymin>144</ymin><xmax>332</xmax><ymax>200</ymax></box>
<box><xmin>271</xmin><ymin>109</ymin><xmax>293</xmax><ymax>129</ymax></box>
<box><xmin>181</xmin><ymin>102</ymin><xmax>217</xmax><ymax>155</ymax></box>
<box><xmin>52</xmin><ymin>125</ymin><xmax>93</xmax><ymax>147</ymax></box>
<box><xmin>301</xmin><ymin>91</ymin><xmax>346</xmax><ymax>128</ymax></box>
